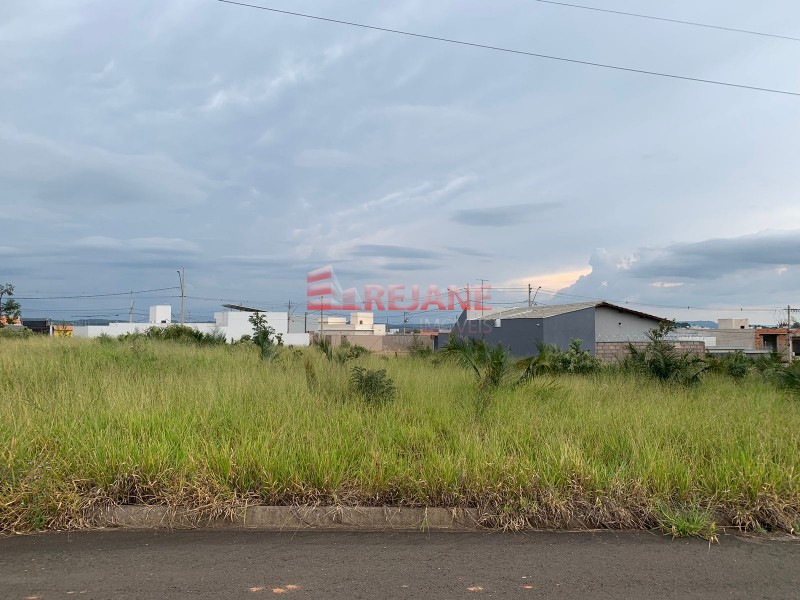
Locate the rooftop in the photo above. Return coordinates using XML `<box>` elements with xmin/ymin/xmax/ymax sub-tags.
<box><xmin>466</xmin><ymin>301</ymin><xmax>666</xmax><ymax>322</ymax></box>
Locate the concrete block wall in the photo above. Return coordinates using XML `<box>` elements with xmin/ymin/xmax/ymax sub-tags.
<box><xmin>595</xmin><ymin>340</ymin><xmax>706</xmax><ymax>364</ymax></box>
<box><xmin>312</xmin><ymin>333</ymin><xmax>435</xmax><ymax>354</ymax></box>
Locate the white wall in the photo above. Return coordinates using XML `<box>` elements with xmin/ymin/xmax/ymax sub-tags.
<box><xmin>595</xmin><ymin>306</ymin><xmax>663</xmax><ymax>342</ymax></box>
<box><xmin>149</xmin><ymin>305</ymin><xmax>171</xmax><ymax>324</ymax></box>
<box><xmin>73</xmin><ymin>311</ymin><xmax>310</xmax><ymax>346</ymax></box>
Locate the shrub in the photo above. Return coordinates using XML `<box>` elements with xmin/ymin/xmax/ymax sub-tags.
<box><xmin>623</xmin><ymin>322</ymin><xmax>705</xmax><ymax>384</ymax></box>
<box><xmin>517</xmin><ymin>340</ymin><xmax>603</xmax><ymax>380</ymax></box>
<box><xmin>441</xmin><ymin>337</ymin><xmax>514</xmax><ymax>416</ymax></box>
<box><xmin>517</xmin><ymin>339</ymin><xmax>602</xmax><ymax>380</ymax></box>
<box><xmin>441</xmin><ymin>337</ymin><xmax>514</xmax><ymax>392</ymax></box>
<box><xmin>316</xmin><ymin>337</ymin><xmax>369</xmax><ymax>364</ymax></box>
<box><xmin>342</xmin><ymin>343</ymin><xmax>370</xmax><ymax>360</ymax></box>
<box><xmin>409</xmin><ymin>335</ymin><xmax>434</xmax><ymax>359</ymax></box>
<box><xmin>753</xmin><ymin>351</ymin><xmax>785</xmax><ymax>374</ymax></box>
<box><xmin>774</xmin><ymin>362</ymin><xmax>800</xmax><ymax>396</ymax></box>
<box><xmin>704</xmin><ymin>351</ymin><xmax>750</xmax><ymax>380</ymax></box>
<box><xmin>0</xmin><ymin>326</ymin><xmax>32</xmax><ymax>339</ymax></box>
<box><xmin>147</xmin><ymin>324</ymin><xmax>227</xmax><ymax>346</ymax></box>
<box><xmin>349</xmin><ymin>366</ymin><xmax>396</xmax><ymax>405</ymax></box>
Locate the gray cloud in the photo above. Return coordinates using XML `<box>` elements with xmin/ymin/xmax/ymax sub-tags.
<box><xmin>451</xmin><ymin>202</ymin><xmax>561</xmax><ymax>227</ymax></box>
<box><xmin>445</xmin><ymin>246</ymin><xmax>493</xmax><ymax>257</ymax></box>
<box><xmin>3</xmin><ymin>0</ymin><xmax>800</xmax><ymax>320</ymax></box>
<box><xmin>0</xmin><ymin>124</ymin><xmax>213</xmax><ymax>209</ymax></box>
<box><xmin>621</xmin><ymin>230</ymin><xmax>800</xmax><ymax>280</ymax></box>
<box><xmin>351</xmin><ymin>245</ymin><xmax>441</xmax><ymax>259</ymax></box>
<box><xmin>556</xmin><ymin>230</ymin><xmax>800</xmax><ymax>322</ymax></box>
<box><xmin>380</xmin><ymin>261</ymin><xmax>443</xmax><ymax>271</ymax></box>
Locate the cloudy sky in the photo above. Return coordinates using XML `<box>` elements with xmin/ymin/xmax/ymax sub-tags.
<box><xmin>2</xmin><ymin>0</ymin><xmax>799</xmax><ymax>325</ymax></box>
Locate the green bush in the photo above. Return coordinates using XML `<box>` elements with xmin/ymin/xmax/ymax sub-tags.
<box><xmin>349</xmin><ymin>366</ymin><xmax>396</xmax><ymax>405</ymax></box>
<box><xmin>518</xmin><ymin>339</ymin><xmax>602</xmax><ymax>380</ymax></box>
<box><xmin>316</xmin><ymin>337</ymin><xmax>370</xmax><ymax>364</ymax></box>
<box><xmin>704</xmin><ymin>350</ymin><xmax>750</xmax><ymax>380</ymax></box>
<box><xmin>118</xmin><ymin>325</ymin><xmax>227</xmax><ymax>346</ymax></box>
<box><xmin>409</xmin><ymin>335</ymin><xmax>434</xmax><ymax>359</ymax></box>
<box><xmin>0</xmin><ymin>327</ymin><xmax>32</xmax><ymax>339</ymax></box>
<box><xmin>774</xmin><ymin>362</ymin><xmax>800</xmax><ymax>396</ymax></box>
<box><xmin>248</xmin><ymin>313</ymin><xmax>282</xmax><ymax>361</ymax></box>
<box><xmin>342</xmin><ymin>343</ymin><xmax>370</xmax><ymax>360</ymax></box>
<box><xmin>753</xmin><ymin>351</ymin><xmax>785</xmax><ymax>374</ymax></box>
<box><xmin>441</xmin><ymin>337</ymin><xmax>514</xmax><ymax>391</ymax></box>
<box><xmin>622</xmin><ymin>322</ymin><xmax>705</xmax><ymax>385</ymax></box>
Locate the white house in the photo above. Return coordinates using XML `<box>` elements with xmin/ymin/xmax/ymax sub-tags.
<box><xmin>72</xmin><ymin>305</ymin><xmax>310</xmax><ymax>346</ymax></box>
<box><xmin>319</xmin><ymin>311</ymin><xmax>387</xmax><ymax>336</ymax></box>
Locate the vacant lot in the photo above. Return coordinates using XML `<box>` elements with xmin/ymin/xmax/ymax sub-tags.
<box><xmin>1</xmin><ymin>338</ymin><xmax>798</xmax><ymax>535</ymax></box>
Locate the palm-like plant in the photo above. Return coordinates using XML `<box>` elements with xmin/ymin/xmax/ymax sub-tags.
<box><xmin>624</xmin><ymin>321</ymin><xmax>705</xmax><ymax>384</ymax></box>
<box><xmin>441</xmin><ymin>337</ymin><xmax>513</xmax><ymax>415</ymax></box>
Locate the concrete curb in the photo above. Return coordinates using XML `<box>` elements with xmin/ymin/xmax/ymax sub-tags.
<box><xmin>93</xmin><ymin>506</ymin><xmax>485</xmax><ymax>531</ymax></box>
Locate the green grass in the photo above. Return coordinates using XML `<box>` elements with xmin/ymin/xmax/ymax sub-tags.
<box><xmin>1</xmin><ymin>337</ymin><xmax>799</xmax><ymax>535</ymax></box>
<box><xmin>656</xmin><ymin>506</ymin><xmax>718</xmax><ymax>540</ymax></box>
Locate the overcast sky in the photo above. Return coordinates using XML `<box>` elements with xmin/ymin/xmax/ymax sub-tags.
<box><xmin>2</xmin><ymin>0</ymin><xmax>799</xmax><ymax>325</ymax></box>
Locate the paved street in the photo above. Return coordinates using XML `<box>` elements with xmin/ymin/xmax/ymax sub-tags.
<box><xmin>1</xmin><ymin>529</ymin><xmax>798</xmax><ymax>599</ymax></box>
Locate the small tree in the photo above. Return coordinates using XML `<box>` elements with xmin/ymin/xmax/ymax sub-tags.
<box><xmin>0</xmin><ymin>283</ymin><xmax>21</xmax><ymax>326</ymax></box>
<box><xmin>249</xmin><ymin>312</ymin><xmax>283</xmax><ymax>360</ymax></box>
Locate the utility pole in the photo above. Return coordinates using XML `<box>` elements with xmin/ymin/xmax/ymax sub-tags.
<box><xmin>403</xmin><ymin>311</ymin><xmax>408</xmax><ymax>334</ymax></box>
<box><xmin>129</xmin><ymin>291</ymin><xmax>134</xmax><ymax>323</ymax></box>
<box><xmin>478</xmin><ymin>278</ymin><xmax>488</xmax><ymax>310</ymax></box>
<box><xmin>319</xmin><ymin>296</ymin><xmax>323</xmax><ymax>336</ymax></box>
<box><xmin>304</xmin><ymin>311</ymin><xmax>307</xmax><ymax>334</ymax></box>
<box><xmin>528</xmin><ymin>284</ymin><xmax>532</xmax><ymax>307</ymax></box>
<box><xmin>788</xmin><ymin>305</ymin><xmax>793</xmax><ymax>364</ymax></box>
<box><xmin>177</xmin><ymin>268</ymin><xmax>186</xmax><ymax>326</ymax></box>
<box><xmin>287</xmin><ymin>300</ymin><xmax>292</xmax><ymax>334</ymax></box>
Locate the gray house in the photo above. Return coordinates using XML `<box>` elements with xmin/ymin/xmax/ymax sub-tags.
<box><xmin>451</xmin><ymin>301</ymin><xmax>666</xmax><ymax>358</ymax></box>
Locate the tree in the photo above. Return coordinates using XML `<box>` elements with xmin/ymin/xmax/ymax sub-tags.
<box><xmin>0</xmin><ymin>283</ymin><xmax>21</xmax><ymax>326</ymax></box>
<box><xmin>248</xmin><ymin>312</ymin><xmax>283</xmax><ymax>360</ymax></box>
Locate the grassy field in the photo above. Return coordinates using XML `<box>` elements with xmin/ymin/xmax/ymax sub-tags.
<box><xmin>1</xmin><ymin>337</ymin><xmax>799</xmax><ymax>536</ymax></box>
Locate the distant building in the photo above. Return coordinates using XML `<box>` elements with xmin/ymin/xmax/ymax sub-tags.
<box><xmin>72</xmin><ymin>305</ymin><xmax>310</xmax><ymax>346</ymax></box>
<box><xmin>672</xmin><ymin>326</ymin><xmax>756</xmax><ymax>352</ymax></box>
<box><xmin>452</xmin><ymin>301</ymin><xmax>672</xmax><ymax>360</ymax></box>
<box><xmin>717</xmin><ymin>318</ymin><xmax>750</xmax><ymax>330</ymax></box>
<box><xmin>319</xmin><ymin>312</ymin><xmax>387</xmax><ymax>336</ymax></box>
<box><xmin>755</xmin><ymin>327</ymin><xmax>799</xmax><ymax>357</ymax></box>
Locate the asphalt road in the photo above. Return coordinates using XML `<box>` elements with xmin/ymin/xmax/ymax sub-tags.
<box><xmin>1</xmin><ymin>529</ymin><xmax>798</xmax><ymax>599</ymax></box>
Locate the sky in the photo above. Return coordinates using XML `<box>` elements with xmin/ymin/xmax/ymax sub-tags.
<box><xmin>2</xmin><ymin>0</ymin><xmax>800</xmax><ymax>326</ymax></box>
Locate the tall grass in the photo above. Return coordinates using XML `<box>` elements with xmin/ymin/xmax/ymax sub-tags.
<box><xmin>1</xmin><ymin>337</ymin><xmax>798</xmax><ymax>535</ymax></box>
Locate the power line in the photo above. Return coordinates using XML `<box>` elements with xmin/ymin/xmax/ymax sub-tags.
<box><xmin>488</xmin><ymin>285</ymin><xmax>785</xmax><ymax>312</ymax></box>
<box><xmin>531</xmin><ymin>0</ymin><xmax>800</xmax><ymax>43</ymax></box>
<box><xmin>15</xmin><ymin>286</ymin><xmax>180</xmax><ymax>300</ymax></box>
<box><xmin>214</xmin><ymin>0</ymin><xmax>800</xmax><ymax>97</ymax></box>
